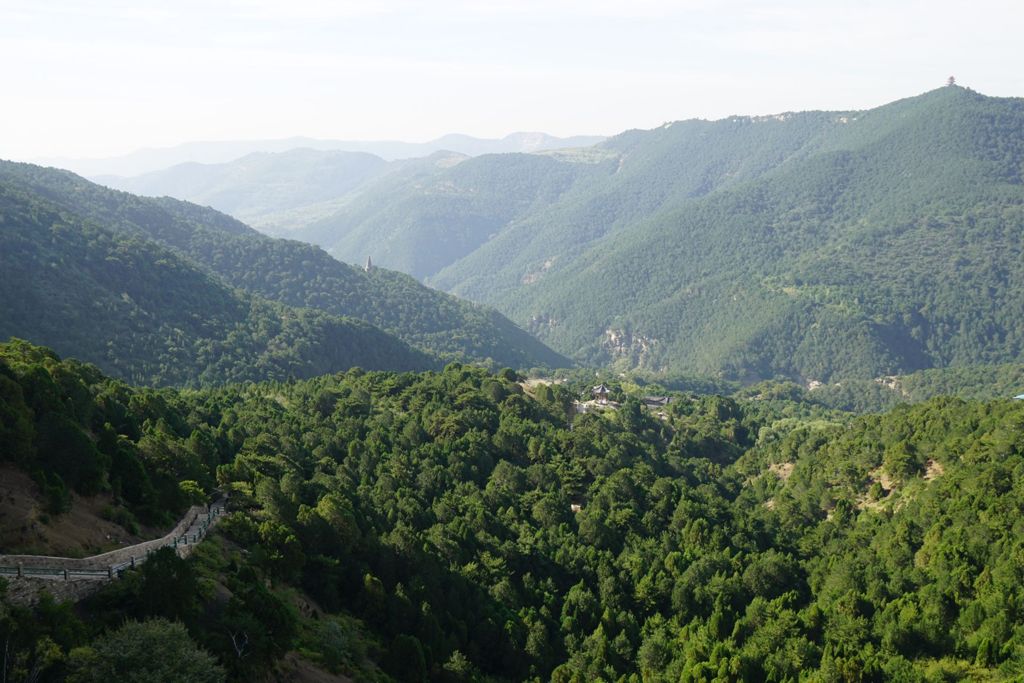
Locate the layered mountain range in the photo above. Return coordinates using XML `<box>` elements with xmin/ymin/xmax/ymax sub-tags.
<box><xmin>57</xmin><ymin>86</ymin><xmax>1024</xmax><ymax>382</ymax></box>
<box><xmin>48</xmin><ymin>131</ymin><xmax>606</xmax><ymax>178</ymax></box>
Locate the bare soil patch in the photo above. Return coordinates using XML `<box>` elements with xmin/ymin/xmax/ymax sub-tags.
<box><xmin>0</xmin><ymin>464</ymin><xmax>155</xmax><ymax>556</ymax></box>
<box><xmin>270</xmin><ymin>653</ymin><xmax>353</xmax><ymax>683</ymax></box>
<box><xmin>768</xmin><ymin>462</ymin><xmax>795</xmax><ymax>481</ymax></box>
<box><xmin>923</xmin><ymin>459</ymin><xmax>945</xmax><ymax>481</ymax></box>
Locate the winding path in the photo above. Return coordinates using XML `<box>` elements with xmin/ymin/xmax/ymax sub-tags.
<box><xmin>0</xmin><ymin>498</ymin><xmax>227</xmax><ymax>583</ymax></box>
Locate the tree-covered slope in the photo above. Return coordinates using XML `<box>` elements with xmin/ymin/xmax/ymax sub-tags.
<box><xmin>429</xmin><ymin>110</ymin><xmax>844</xmax><ymax>297</ymax></box>
<box><xmin>6</xmin><ymin>339</ymin><xmax>1024</xmax><ymax>681</ymax></box>
<box><xmin>0</xmin><ymin>178</ymin><xmax>433</xmax><ymax>386</ymax></box>
<box><xmin>0</xmin><ymin>160</ymin><xmax>568</xmax><ymax>370</ymax></box>
<box><xmin>424</xmin><ymin>87</ymin><xmax>1024</xmax><ymax>382</ymax></box>
<box><xmin>148</xmin><ymin>205</ymin><xmax>568</xmax><ymax>369</ymax></box>
<box><xmin>769</xmin><ymin>362</ymin><xmax>1024</xmax><ymax>414</ymax></box>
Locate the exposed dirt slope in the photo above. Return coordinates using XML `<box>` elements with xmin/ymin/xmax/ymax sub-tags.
<box><xmin>0</xmin><ymin>465</ymin><xmax>156</xmax><ymax>556</ymax></box>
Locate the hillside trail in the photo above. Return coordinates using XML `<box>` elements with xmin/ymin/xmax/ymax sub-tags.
<box><xmin>0</xmin><ymin>498</ymin><xmax>227</xmax><ymax>603</ymax></box>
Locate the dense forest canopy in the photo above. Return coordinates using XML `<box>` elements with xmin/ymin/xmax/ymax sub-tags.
<box><xmin>3</xmin><ymin>339</ymin><xmax>1024</xmax><ymax>681</ymax></box>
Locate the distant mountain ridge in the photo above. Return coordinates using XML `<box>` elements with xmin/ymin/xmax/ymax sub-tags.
<box><xmin>276</xmin><ymin>86</ymin><xmax>1024</xmax><ymax>383</ymax></box>
<box><xmin>39</xmin><ymin>131</ymin><xmax>606</xmax><ymax>177</ymax></box>
<box><xmin>93</xmin><ymin>149</ymin><xmax>392</xmax><ymax>229</ymax></box>
<box><xmin>298</xmin><ymin>150</ymin><xmax>609</xmax><ymax>278</ymax></box>
<box><xmin>30</xmin><ymin>87</ymin><xmax>1024</xmax><ymax>384</ymax></box>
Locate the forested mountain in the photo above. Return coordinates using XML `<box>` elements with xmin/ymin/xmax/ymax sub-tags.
<box><xmin>31</xmin><ymin>89</ymin><xmax>1024</xmax><ymax>384</ymax></box>
<box><xmin>0</xmin><ymin>178</ymin><xmax>432</xmax><ymax>386</ymax></box>
<box><xmin>5</xmin><ymin>339</ymin><xmax>1024</xmax><ymax>681</ymax></box>
<box><xmin>297</xmin><ymin>106</ymin><xmax>854</xmax><ymax>280</ymax></box>
<box><xmin>287</xmin><ymin>85</ymin><xmax>1020</xmax><ymax>384</ymax></box>
<box><xmin>212</xmin><ymin>87</ymin><xmax>1024</xmax><ymax>383</ymax></box>
<box><xmin>466</xmin><ymin>86</ymin><xmax>1024</xmax><ymax>381</ymax></box>
<box><xmin>0</xmin><ymin>160</ymin><xmax>568</xmax><ymax>371</ymax></box>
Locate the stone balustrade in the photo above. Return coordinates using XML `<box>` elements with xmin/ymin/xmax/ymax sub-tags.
<box><xmin>0</xmin><ymin>499</ymin><xmax>226</xmax><ymax>590</ymax></box>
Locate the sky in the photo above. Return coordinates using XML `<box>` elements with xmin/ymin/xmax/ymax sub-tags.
<box><xmin>2</xmin><ymin>0</ymin><xmax>1023</xmax><ymax>161</ymax></box>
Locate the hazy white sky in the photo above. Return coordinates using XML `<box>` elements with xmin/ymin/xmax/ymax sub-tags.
<box><xmin>2</xmin><ymin>0</ymin><xmax>1022</xmax><ymax>160</ymax></box>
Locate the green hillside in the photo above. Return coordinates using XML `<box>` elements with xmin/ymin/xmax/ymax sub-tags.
<box><xmin>430</xmin><ymin>111</ymin><xmax>844</xmax><ymax>296</ymax></box>
<box><xmin>150</xmin><ymin>204</ymin><xmax>568</xmax><ymax>369</ymax></box>
<box><xmin>423</xmin><ymin>87</ymin><xmax>1024</xmax><ymax>382</ymax></box>
<box><xmin>0</xmin><ymin>160</ymin><xmax>568</xmax><ymax>370</ymax></box>
<box><xmin>0</xmin><ymin>177</ymin><xmax>434</xmax><ymax>385</ymax></box>
<box><xmin>5</xmin><ymin>339</ymin><xmax>1024</xmax><ymax>680</ymax></box>
<box><xmin>731</xmin><ymin>362</ymin><xmax>1024</xmax><ymax>414</ymax></box>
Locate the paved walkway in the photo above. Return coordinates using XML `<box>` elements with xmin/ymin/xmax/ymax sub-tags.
<box><xmin>0</xmin><ymin>498</ymin><xmax>227</xmax><ymax>582</ymax></box>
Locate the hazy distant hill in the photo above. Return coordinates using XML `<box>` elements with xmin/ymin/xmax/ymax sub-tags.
<box><xmin>94</xmin><ymin>149</ymin><xmax>390</xmax><ymax>228</ymax></box>
<box><xmin>295</xmin><ymin>150</ymin><xmax>614</xmax><ymax>278</ymax></box>
<box><xmin>293</xmin><ymin>112</ymin><xmax>848</xmax><ymax>279</ymax></box>
<box><xmin>0</xmin><ymin>160</ymin><xmax>568</xmax><ymax>372</ymax></box>
<box><xmin>41</xmin><ymin>131</ymin><xmax>606</xmax><ymax>177</ymax></box>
